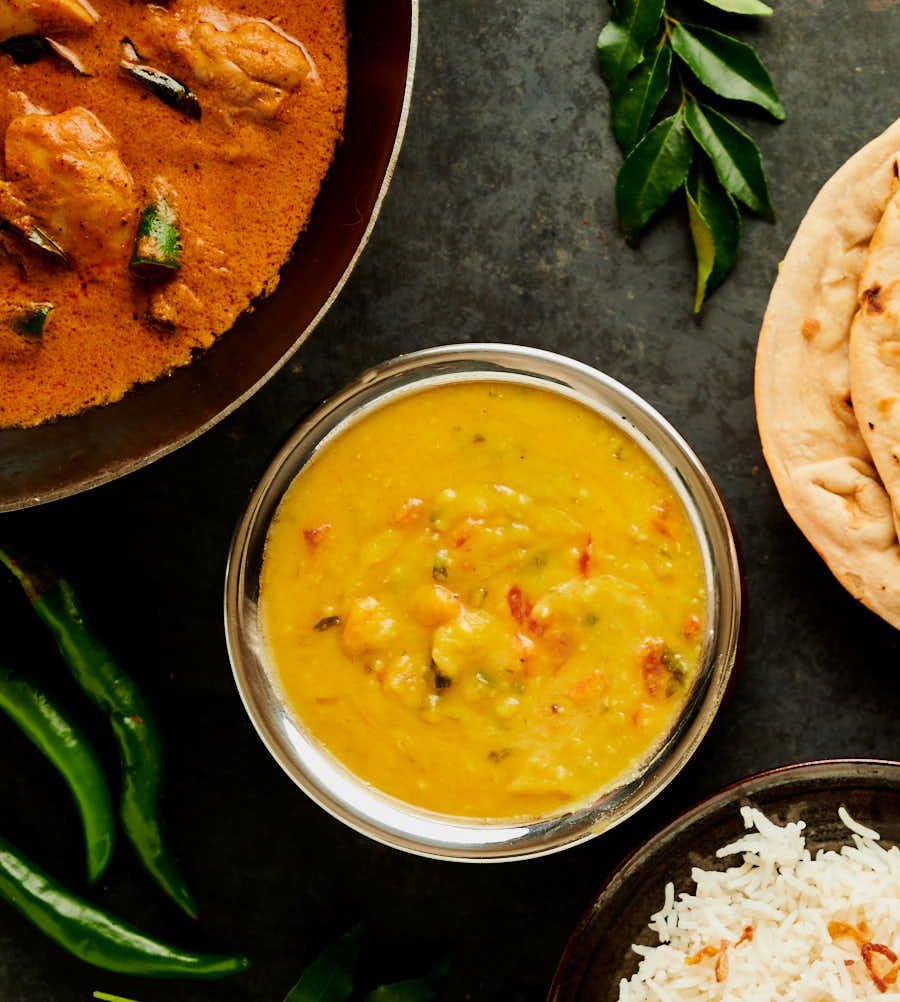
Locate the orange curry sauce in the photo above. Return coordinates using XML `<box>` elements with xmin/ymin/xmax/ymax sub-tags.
<box><xmin>0</xmin><ymin>0</ymin><xmax>346</xmax><ymax>426</ymax></box>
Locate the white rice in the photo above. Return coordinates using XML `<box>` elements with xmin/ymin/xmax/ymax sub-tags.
<box><xmin>617</xmin><ymin>807</ymin><xmax>900</xmax><ymax>1002</ymax></box>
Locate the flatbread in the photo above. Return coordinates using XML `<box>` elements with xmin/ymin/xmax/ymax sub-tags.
<box><xmin>755</xmin><ymin>117</ymin><xmax>900</xmax><ymax>629</ymax></box>
<box><xmin>849</xmin><ymin>187</ymin><xmax>900</xmax><ymax>538</ymax></box>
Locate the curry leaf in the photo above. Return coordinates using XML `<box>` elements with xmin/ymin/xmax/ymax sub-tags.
<box><xmin>361</xmin><ymin>959</ymin><xmax>450</xmax><ymax>1002</ymax></box>
<box><xmin>612</xmin><ymin>42</ymin><xmax>672</xmax><ymax>153</ymax></box>
<box><xmin>683</xmin><ymin>98</ymin><xmax>774</xmax><ymax>220</ymax></box>
<box><xmin>0</xmin><ymin>34</ymin><xmax>87</xmax><ymax>74</ymax></box>
<box><xmin>596</xmin><ymin>0</ymin><xmax>665</xmax><ymax>95</ymax></box>
<box><xmin>698</xmin><ymin>0</ymin><xmax>773</xmax><ymax>14</ymax></box>
<box><xmin>688</xmin><ymin>157</ymin><xmax>742</xmax><ymax>293</ymax></box>
<box><xmin>670</xmin><ymin>23</ymin><xmax>784</xmax><ymax>120</ymax></box>
<box><xmin>283</xmin><ymin>925</ymin><xmax>363</xmax><ymax>1002</ymax></box>
<box><xmin>596</xmin><ymin>0</ymin><xmax>782</xmax><ymax>306</ymax></box>
<box><xmin>686</xmin><ymin>184</ymin><xmax>715</xmax><ymax>314</ymax></box>
<box><xmin>615</xmin><ymin>110</ymin><xmax>694</xmax><ymax>244</ymax></box>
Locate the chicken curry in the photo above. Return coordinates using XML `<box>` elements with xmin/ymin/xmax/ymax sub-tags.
<box><xmin>260</xmin><ymin>382</ymin><xmax>709</xmax><ymax>820</ymax></box>
<box><xmin>0</xmin><ymin>0</ymin><xmax>346</xmax><ymax>426</ymax></box>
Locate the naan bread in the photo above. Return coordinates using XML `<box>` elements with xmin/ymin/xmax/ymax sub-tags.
<box><xmin>849</xmin><ymin>188</ymin><xmax>900</xmax><ymax>538</ymax></box>
<box><xmin>755</xmin><ymin>117</ymin><xmax>900</xmax><ymax>629</ymax></box>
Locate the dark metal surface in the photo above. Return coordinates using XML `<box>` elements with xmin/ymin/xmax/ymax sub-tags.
<box><xmin>3</xmin><ymin>1</ymin><xmax>900</xmax><ymax>1001</ymax></box>
<box><xmin>0</xmin><ymin>0</ymin><xmax>416</xmax><ymax>511</ymax></box>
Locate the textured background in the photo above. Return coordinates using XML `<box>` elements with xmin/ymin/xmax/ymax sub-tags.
<box><xmin>3</xmin><ymin>1</ymin><xmax>900</xmax><ymax>999</ymax></box>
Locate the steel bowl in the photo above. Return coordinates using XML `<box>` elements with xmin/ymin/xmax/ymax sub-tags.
<box><xmin>224</xmin><ymin>344</ymin><xmax>743</xmax><ymax>860</ymax></box>
<box><xmin>0</xmin><ymin>0</ymin><xmax>418</xmax><ymax>512</ymax></box>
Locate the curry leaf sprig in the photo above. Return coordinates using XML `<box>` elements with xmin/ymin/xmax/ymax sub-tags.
<box><xmin>597</xmin><ymin>0</ymin><xmax>783</xmax><ymax>311</ymax></box>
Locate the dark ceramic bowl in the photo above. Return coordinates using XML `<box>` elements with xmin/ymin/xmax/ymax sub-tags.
<box><xmin>547</xmin><ymin>759</ymin><xmax>900</xmax><ymax>1002</ymax></box>
<box><xmin>0</xmin><ymin>0</ymin><xmax>418</xmax><ymax>512</ymax></box>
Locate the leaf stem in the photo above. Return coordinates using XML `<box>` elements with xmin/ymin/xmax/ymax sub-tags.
<box><xmin>675</xmin><ymin>65</ymin><xmax>693</xmax><ymax>111</ymax></box>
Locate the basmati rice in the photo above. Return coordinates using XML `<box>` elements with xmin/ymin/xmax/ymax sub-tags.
<box><xmin>617</xmin><ymin>807</ymin><xmax>900</xmax><ymax>1002</ymax></box>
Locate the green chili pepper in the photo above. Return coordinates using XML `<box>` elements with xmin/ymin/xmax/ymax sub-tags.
<box><xmin>0</xmin><ymin>549</ymin><xmax>197</xmax><ymax>918</ymax></box>
<box><xmin>10</xmin><ymin>302</ymin><xmax>53</xmax><ymax>341</ymax></box>
<box><xmin>130</xmin><ymin>195</ymin><xmax>181</xmax><ymax>279</ymax></box>
<box><xmin>0</xmin><ymin>833</ymin><xmax>248</xmax><ymax>977</ymax></box>
<box><xmin>0</xmin><ymin>663</ymin><xmax>114</xmax><ymax>883</ymax></box>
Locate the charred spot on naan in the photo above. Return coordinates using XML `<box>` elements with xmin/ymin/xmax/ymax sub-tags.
<box><xmin>862</xmin><ymin>283</ymin><xmax>886</xmax><ymax>314</ymax></box>
<box><xmin>801</xmin><ymin>317</ymin><xmax>821</xmax><ymax>341</ymax></box>
<box><xmin>831</xmin><ymin>389</ymin><xmax>858</xmax><ymax>429</ymax></box>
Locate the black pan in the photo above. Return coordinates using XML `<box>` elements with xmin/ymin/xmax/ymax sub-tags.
<box><xmin>0</xmin><ymin>0</ymin><xmax>417</xmax><ymax>511</ymax></box>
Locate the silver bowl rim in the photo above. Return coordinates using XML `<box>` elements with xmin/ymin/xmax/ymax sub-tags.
<box><xmin>224</xmin><ymin>343</ymin><xmax>743</xmax><ymax>861</ymax></box>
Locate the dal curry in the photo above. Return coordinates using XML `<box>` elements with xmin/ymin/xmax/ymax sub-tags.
<box><xmin>260</xmin><ymin>382</ymin><xmax>708</xmax><ymax>820</ymax></box>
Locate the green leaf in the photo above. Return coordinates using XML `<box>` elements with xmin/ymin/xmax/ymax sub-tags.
<box><xmin>597</xmin><ymin>0</ymin><xmax>665</xmax><ymax>95</ymax></box>
<box><xmin>688</xmin><ymin>157</ymin><xmax>742</xmax><ymax>292</ymax></box>
<box><xmin>611</xmin><ymin>42</ymin><xmax>672</xmax><ymax>153</ymax></box>
<box><xmin>698</xmin><ymin>0</ymin><xmax>773</xmax><ymax>13</ymax></box>
<box><xmin>361</xmin><ymin>959</ymin><xmax>450</xmax><ymax>1002</ymax></box>
<box><xmin>683</xmin><ymin>99</ymin><xmax>774</xmax><ymax>220</ymax></box>
<box><xmin>614</xmin><ymin>110</ymin><xmax>694</xmax><ymax>244</ymax></box>
<box><xmin>670</xmin><ymin>23</ymin><xmax>785</xmax><ymax>120</ymax></box>
<box><xmin>93</xmin><ymin>994</ymin><xmax>142</xmax><ymax>1002</ymax></box>
<box><xmin>284</xmin><ymin>926</ymin><xmax>363</xmax><ymax>1002</ymax></box>
<box><xmin>686</xmin><ymin>184</ymin><xmax>715</xmax><ymax>313</ymax></box>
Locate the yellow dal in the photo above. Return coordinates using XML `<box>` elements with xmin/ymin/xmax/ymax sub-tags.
<box><xmin>260</xmin><ymin>382</ymin><xmax>707</xmax><ymax>820</ymax></box>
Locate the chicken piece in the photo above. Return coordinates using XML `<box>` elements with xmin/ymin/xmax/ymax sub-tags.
<box><xmin>147</xmin><ymin>278</ymin><xmax>202</xmax><ymax>334</ymax></box>
<box><xmin>143</xmin><ymin>6</ymin><xmax>314</xmax><ymax>123</ymax></box>
<box><xmin>3</xmin><ymin>108</ymin><xmax>137</xmax><ymax>268</ymax></box>
<box><xmin>146</xmin><ymin>233</ymin><xmax>231</xmax><ymax>335</ymax></box>
<box><xmin>0</xmin><ymin>0</ymin><xmax>97</xmax><ymax>43</ymax></box>
<box><xmin>190</xmin><ymin>17</ymin><xmax>313</xmax><ymax>121</ymax></box>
